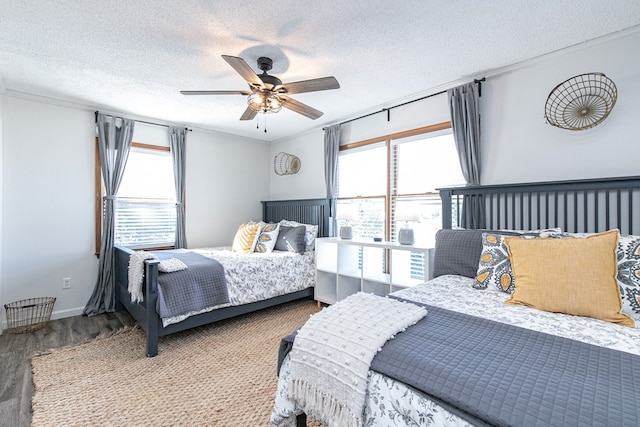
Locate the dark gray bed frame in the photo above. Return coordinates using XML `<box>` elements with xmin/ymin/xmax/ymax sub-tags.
<box><xmin>114</xmin><ymin>198</ymin><xmax>331</xmax><ymax>357</ymax></box>
<box><xmin>295</xmin><ymin>175</ymin><xmax>640</xmax><ymax>426</ymax></box>
<box><xmin>439</xmin><ymin>175</ymin><xmax>640</xmax><ymax>234</ymax></box>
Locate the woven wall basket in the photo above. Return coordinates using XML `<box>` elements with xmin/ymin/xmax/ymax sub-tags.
<box><xmin>274</xmin><ymin>152</ymin><xmax>301</xmax><ymax>175</ymax></box>
<box><xmin>544</xmin><ymin>72</ymin><xmax>617</xmax><ymax>131</ymax></box>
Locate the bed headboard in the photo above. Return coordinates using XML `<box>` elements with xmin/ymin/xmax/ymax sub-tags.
<box><xmin>261</xmin><ymin>198</ymin><xmax>331</xmax><ymax>238</ymax></box>
<box><xmin>439</xmin><ymin>176</ymin><xmax>640</xmax><ymax>235</ymax></box>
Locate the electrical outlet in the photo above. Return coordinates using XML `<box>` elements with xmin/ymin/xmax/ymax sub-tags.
<box><xmin>63</xmin><ymin>277</ymin><xmax>71</xmax><ymax>289</ymax></box>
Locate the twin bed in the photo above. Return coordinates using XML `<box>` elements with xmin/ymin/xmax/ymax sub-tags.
<box><xmin>114</xmin><ymin>198</ymin><xmax>330</xmax><ymax>357</ymax></box>
<box><xmin>271</xmin><ymin>175</ymin><xmax>640</xmax><ymax>427</ymax></box>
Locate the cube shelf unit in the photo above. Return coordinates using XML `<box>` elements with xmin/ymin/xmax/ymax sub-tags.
<box><xmin>314</xmin><ymin>237</ymin><xmax>433</xmax><ymax>305</ymax></box>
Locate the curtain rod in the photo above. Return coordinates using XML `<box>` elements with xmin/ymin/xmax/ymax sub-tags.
<box><xmin>324</xmin><ymin>77</ymin><xmax>485</xmax><ymax>130</ymax></box>
<box><xmin>94</xmin><ymin>111</ymin><xmax>192</xmax><ymax>132</ymax></box>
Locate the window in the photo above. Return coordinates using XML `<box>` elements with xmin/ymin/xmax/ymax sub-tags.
<box><xmin>337</xmin><ymin>142</ymin><xmax>387</xmax><ymax>240</ymax></box>
<box><xmin>337</xmin><ymin>122</ymin><xmax>464</xmax><ymax>245</ymax></box>
<box><xmin>95</xmin><ymin>142</ymin><xmax>177</xmax><ymax>253</ymax></box>
<box><xmin>336</xmin><ymin>122</ymin><xmax>465</xmax><ymax>280</ymax></box>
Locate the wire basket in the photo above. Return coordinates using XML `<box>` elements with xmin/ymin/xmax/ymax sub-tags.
<box><xmin>274</xmin><ymin>152</ymin><xmax>301</xmax><ymax>175</ymax></box>
<box><xmin>4</xmin><ymin>297</ymin><xmax>56</xmax><ymax>333</ymax></box>
<box><xmin>544</xmin><ymin>73</ymin><xmax>617</xmax><ymax>131</ymax></box>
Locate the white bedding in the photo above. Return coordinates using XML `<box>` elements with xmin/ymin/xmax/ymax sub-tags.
<box><xmin>271</xmin><ymin>275</ymin><xmax>640</xmax><ymax>426</ymax></box>
<box><xmin>161</xmin><ymin>247</ymin><xmax>316</xmax><ymax>327</ymax></box>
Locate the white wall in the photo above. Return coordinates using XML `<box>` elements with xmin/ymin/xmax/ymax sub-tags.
<box><xmin>268</xmin><ymin>128</ymin><xmax>327</xmax><ymax>200</ymax></box>
<box><xmin>1</xmin><ymin>97</ymin><xmax>269</xmax><ymax>325</ymax></box>
<box><xmin>270</xmin><ymin>28</ymin><xmax>640</xmax><ymax>199</ymax></box>
<box><xmin>2</xmin><ymin>98</ymin><xmax>97</xmax><ymax>321</ymax></box>
<box><xmin>481</xmin><ymin>28</ymin><xmax>640</xmax><ymax>184</ymax></box>
<box><xmin>185</xmin><ymin>129</ymin><xmax>270</xmax><ymax>248</ymax></box>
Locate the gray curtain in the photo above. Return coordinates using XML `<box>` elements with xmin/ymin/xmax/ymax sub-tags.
<box><xmin>170</xmin><ymin>127</ymin><xmax>188</xmax><ymax>249</ymax></box>
<box><xmin>448</xmin><ymin>82</ymin><xmax>485</xmax><ymax>228</ymax></box>
<box><xmin>324</xmin><ymin>125</ymin><xmax>341</xmax><ymax>236</ymax></box>
<box><xmin>84</xmin><ymin>113</ymin><xmax>135</xmax><ymax>316</ymax></box>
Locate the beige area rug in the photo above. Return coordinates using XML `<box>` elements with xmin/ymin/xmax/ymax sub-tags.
<box><xmin>31</xmin><ymin>300</ymin><xmax>324</xmax><ymax>427</ymax></box>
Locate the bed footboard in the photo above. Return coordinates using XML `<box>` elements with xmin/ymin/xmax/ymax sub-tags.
<box><xmin>114</xmin><ymin>245</ymin><xmax>163</xmax><ymax>356</ymax></box>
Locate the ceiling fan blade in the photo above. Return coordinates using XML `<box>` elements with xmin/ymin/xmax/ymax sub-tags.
<box><xmin>240</xmin><ymin>106</ymin><xmax>258</xmax><ymax>121</ymax></box>
<box><xmin>222</xmin><ymin>55</ymin><xmax>264</xmax><ymax>88</ymax></box>
<box><xmin>280</xmin><ymin>95</ymin><xmax>323</xmax><ymax>120</ymax></box>
<box><xmin>180</xmin><ymin>90</ymin><xmax>251</xmax><ymax>95</ymax></box>
<box><xmin>278</xmin><ymin>76</ymin><xmax>340</xmax><ymax>95</ymax></box>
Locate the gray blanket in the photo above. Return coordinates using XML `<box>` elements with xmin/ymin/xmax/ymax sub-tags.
<box><xmin>278</xmin><ymin>303</ymin><xmax>640</xmax><ymax>426</ymax></box>
<box><xmin>371</xmin><ymin>302</ymin><xmax>640</xmax><ymax>427</ymax></box>
<box><xmin>152</xmin><ymin>250</ymin><xmax>228</xmax><ymax>319</ymax></box>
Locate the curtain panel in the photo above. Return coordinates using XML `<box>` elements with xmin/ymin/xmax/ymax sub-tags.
<box><xmin>84</xmin><ymin>113</ymin><xmax>135</xmax><ymax>316</ymax></box>
<box><xmin>448</xmin><ymin>82</ymin><xmax>485</xmax><ymax>229</ymax></box>
<box><xmin>324</xmin><ymin>124</ymin><xmax>341</xmax><ymax>237</ymax></box>
<box><xmin>170</xmin><ymin>127</ymin><xmax>188</xmax><ymax>249</ymax></box>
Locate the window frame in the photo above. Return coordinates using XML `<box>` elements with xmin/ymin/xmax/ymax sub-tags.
<box><xmin>94</xmin><ymin>139</ymin><xmax>178</xmax><ymax>255</ymax></box>
<box><xmin>337</xmin><ymin>121</ymin><xmax>453</xmax><ymax>241</ymax></box>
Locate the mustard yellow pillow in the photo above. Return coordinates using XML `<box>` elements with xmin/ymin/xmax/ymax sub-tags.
<box><xmin>505</xmin><ymin>229</ymin><xmax>634</xmax><ymax>327</ymax></box>
<box><xmin>231</xmin><ymin>222</ymin><xmax>262</xmax><ymax>254</ymax></box>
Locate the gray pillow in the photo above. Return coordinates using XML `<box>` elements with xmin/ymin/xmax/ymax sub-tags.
<box><xmin>275</xmin><ymin>225</ymin><xmax>306</xmax><ymax>254</ymax></box>
<box><xmin>432</xmin><ymin>229</ymin><xmax>485</xmax><ymax>278</ymax></box>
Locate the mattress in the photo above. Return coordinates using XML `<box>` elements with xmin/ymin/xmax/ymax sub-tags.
<box><xmin>161</xmin><ymin>247</ymin><xmax>316</xmax><ymax>326</ymax></box>
<box><xmin>271</xmin><ymin>275</ymin><xmax>640</xmax><ymax>426</ymax></box>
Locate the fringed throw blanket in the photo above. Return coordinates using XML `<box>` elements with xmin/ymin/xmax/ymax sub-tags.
<box><xmin>128</xmin><ymin>251</ymin><xmax>158</xmax><ymax>303</ymax></box>
<box><xmin>288</xmin><ymin>292</ymin><xmax>427</xmax><ymax>427</ymax></box>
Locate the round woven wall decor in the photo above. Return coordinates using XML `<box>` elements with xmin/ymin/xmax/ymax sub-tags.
<box><xmin>274</xmin><ymin>152</ymin><xmax>301</xmax><ymax>175</ymax></box>
<box><xmin>544</xmin><ymin>73</ymin><xmax>617</xmax><ymax>131</ymax></box>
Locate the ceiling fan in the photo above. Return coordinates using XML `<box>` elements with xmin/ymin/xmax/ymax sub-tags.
<box><xmin>180</xmin><ymin>55</ymin><xmax>340</xmax><ymax>121</ymax></box>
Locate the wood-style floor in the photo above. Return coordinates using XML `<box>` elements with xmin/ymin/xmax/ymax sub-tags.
<box><xmin>0</xmin><ymin>311</ymin><xmax>135</xmax><ymax>427</ymax></box>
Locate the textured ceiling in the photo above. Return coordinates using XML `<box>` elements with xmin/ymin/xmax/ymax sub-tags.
<box><xmin>1</xmin><ymin>1</ymin><xmax>639</xmax><ymax>142</ymax></box>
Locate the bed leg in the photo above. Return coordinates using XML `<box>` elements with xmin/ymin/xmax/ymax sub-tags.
<box><xmin>296</xmin><ymin>413</ymin><xmax>307</xmax><ymax>427</ymax></box>
<box><xmin>147</xmin><ymin>336</ymin><xmax>158</xmax><ymax>357</ymax></box>
<box><xmin>145</xmin><ymin>260</ymin><xmax>160</xmax><ymax>357</ymax></box>
<box><xmin>316</xmin><ymin>300</ymin><xmax>321</xmax><ymax>309</ymax></box>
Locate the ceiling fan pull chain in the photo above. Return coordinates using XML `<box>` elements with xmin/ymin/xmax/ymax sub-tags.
<box><xmin>264</xmin><ymin>114</ymin><xmax>268</xmax><ymax>133</ymax></box>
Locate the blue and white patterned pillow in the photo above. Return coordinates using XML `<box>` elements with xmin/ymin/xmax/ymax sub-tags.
<box><xmin>617</xmin><ymin>234</ymin><xmax>640</xmax><ymax>328</ymax></box>
<box><xmin>474</xmin><ymin>228</ymin><xmax>562</xmax><ymax>292</ymax></box>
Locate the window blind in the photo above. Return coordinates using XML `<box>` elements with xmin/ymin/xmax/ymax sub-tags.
<box><xmin>114</xmin><ymin>199</ymin><xmax>176</xmax><ymax>248</ymax></box>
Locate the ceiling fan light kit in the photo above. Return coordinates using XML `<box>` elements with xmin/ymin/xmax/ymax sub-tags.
<box><xmin>248</xmin><ymin>92</ymin><xmax>283</xmax><ymax>114</ymax></box>
<box><xmin>544</xmin><ymin>72</ymin><xmax>617</xmax><ymax>131</ymax></box>
<box><xmin>181</xmin><ymin>55</ymin><xmax>340</xmax><ymax>123</ymax></box>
